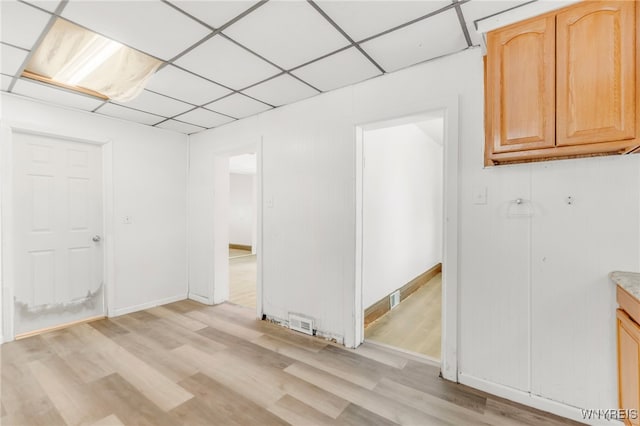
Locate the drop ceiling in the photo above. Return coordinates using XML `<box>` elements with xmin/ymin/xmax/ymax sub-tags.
<box><xmin>0</xmin><ymin>0</ymin><xmax>533</xmax><ymax>135</ymax></box>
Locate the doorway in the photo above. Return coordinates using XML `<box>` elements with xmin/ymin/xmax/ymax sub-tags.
<box><xmin>357</xmin><ymin>111</ymin><xmax>445</xmax><ymax>361</ymax></box>
<box><xmin>9</xmin><ymin>130</ymin><xmax>106</xmax><ymax>337</ymax></box>
<box><xmin>228</xmin><ymin>153</ymin><xmax>257</xmax><ymax>309</ymax></box>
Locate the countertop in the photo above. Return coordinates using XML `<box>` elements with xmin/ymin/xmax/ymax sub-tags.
<box><xmin>610</xmin><ymin>271</ymin><xmax>640</xmax><ymax>301</ymax></box>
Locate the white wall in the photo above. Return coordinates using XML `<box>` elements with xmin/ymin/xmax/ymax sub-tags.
<box><xmin>362</xmin><ymin>121</ymin><xmax>443</xmax><ymax>308</ymax></box>
<box><xmin>188</xmin><ymin>46</ymin><xmax>640</xmax><ymax>422</ymax></box>
<box><xmin>0</xmin><ymin>93</ymin><xmax>189</xmax><ymax>324</ymax></box>
<box><xmin>229</xmin><ymin>173</ymin><xmax>255</xmax><ymax>248</ymax></box>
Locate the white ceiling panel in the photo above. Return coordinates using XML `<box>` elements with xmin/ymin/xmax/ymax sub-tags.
<box><xmin>13</xmin><ymin>78</ymin><xmax>104</xmax><ymax>111</ymax></box>
<box><xmin>1</xmin><ymin>43</ymin><xmax>28</xmax><ymax>75</ymax></box>
<box><xmin>1</xmin><ymin>1</ymin><xmax>51</xmax><ymax>50</ymax></box>
<box><xmin>146</xmin><ymin>65</ymin><xmax>231</xmax><ymax>106</ymax></box>
<box><xmin>114</xmin><ymin>90</ymin><xmax>193</xmax><ymax>118</ymax></box>
<box><xmin>175</xmin><ymin>107</ymin><xmax>235</xmax><ymax>128</ymax></box>
<box><xmin>316</xmin><ymin>1</ymin><xmax>450</xmax><ymax>42</ymax></box>
<box><xmin>175</xmin><ymin>35</ymin><xmax>280</xmax><ymax>90</ymax></box>
<box><xmin>242</xmin><ymin>74</ymin><xmax>318</xmax><ymax>107</ymax></box>
<box><xmin>156</xmin><ymin>119</ymin><xmax>205</xmax><ymax>134</ymax></box>
<box><xmin>61</xmin><ymin>1</ymin><xmax>211</xmax><ymax>60</ymax></box>
<box><xmin>97</xmin><ymin>103</ymin><xmax>165</xmax><ymax>125</ymax></box>
<box><xmin>461</xmin><ymin>0</ymin><xmax>530</xmax><ymax>45</ymax></box>
<box><xmin>1</xmin><ymin>74</ymin><xmax>13</xmax><ymax>91</ymax></box>
<box><xmin>205</xmin><ymin>93</ymin><xmax>271</xmax><ymax>119</ymax></box>
<box><xmin>361</xmin><ymin>9</ymin><xmax>467</xmax><ymax>72</ymax></box>
<box><xmin>223</xmin><ymin>1</ymin><xmax>349</xmax><ymax>70</ymax></box>
<box><xmin>22</xmin><ymin>1</ymin><xmax>60</xmax><ymax>13</ymax></box>
<box><xmin>171</xmin><ymin>1</ymin><xmax>259</xmax><ymax>29</ymax></box>
<box><xmin>291</xmin><ymin>47</ymin><xmax>381</xmax><ymax>92</ymax></box>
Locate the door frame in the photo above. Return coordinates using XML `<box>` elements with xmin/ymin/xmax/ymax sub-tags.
<box><xmin>201</xmin><ymin>139</ymin><xmax>263</xmax><ymax>319</ymax></box>
<box><xmin>0</xmin><ymin>121</ymin><xmax>114</xmax><ymax>343</ymax></box>
<box><xmin>353</xmin><ymin>97</ymin><xmax>459</xmax><ymax>382</ymax></box>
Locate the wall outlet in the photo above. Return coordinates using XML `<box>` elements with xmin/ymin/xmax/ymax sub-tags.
<box><xmin>123</xmin><ymin>215</ymin><xmax>132</xmax><ymax>224</ymax></box>
<box><xmin>473</xmin><ymin>185</ymin><xmax>488</xmax><ymax>205</ymax></box>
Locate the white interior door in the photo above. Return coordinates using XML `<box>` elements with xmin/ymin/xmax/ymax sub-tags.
<box><xmin>12</xmin><ymin>131</ymin><xmax>104</xmax><ymax>335</ymax></box>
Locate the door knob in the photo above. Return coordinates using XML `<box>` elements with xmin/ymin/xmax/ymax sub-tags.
<box><xmin>92</xmin><ymin>235</ymin><xmax>102</xmax><ymax>242</ymax></box>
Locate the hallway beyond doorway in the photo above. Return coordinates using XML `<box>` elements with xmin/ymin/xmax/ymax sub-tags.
<box><xmin>365</xmin><ymin>273</ymin><xmax>442</xmax><ymax>360</ymax></box>
<box><xmin>229</xmin><ymin>247</ymin><xmax>256</xmax><ymax>309</ymax></box>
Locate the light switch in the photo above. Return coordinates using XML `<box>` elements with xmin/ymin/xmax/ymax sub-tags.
<box><xmin>266</xmin><ymin>197</ymin><xmax>274</xmax><ymax>208</ymax></box>
<box><xmin>473</xmin><ymin>185</ymin><xmax>487</xmax><ymax>205</ymax></box>
<box><xmin>123</xmin><ymin>215</ymin><xmax>132</xmax><ymax>224</ymax></box>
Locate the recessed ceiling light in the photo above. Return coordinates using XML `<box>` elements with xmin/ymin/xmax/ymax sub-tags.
<box><xmin>23</xmin><ymin>18</ymin><xmax>162</xmax><ymax>101</ymax></box>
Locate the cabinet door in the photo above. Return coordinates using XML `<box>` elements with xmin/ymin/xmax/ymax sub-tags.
<box><xmin>486</xmin><ymin>15</ymin><xmax>555</xmax><ymax>154</ymax></box>
<box><xmin>557</xmin><ymin>1</ymin><xmax>636</xmax><ymax>146</ymax></box>
<box><xmin>618</xmin><ymin>309</ymin><xmax>640</xmax><ymax>426</ymax></box>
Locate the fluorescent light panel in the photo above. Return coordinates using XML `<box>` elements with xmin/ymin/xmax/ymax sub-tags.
<box><xmin>55</xmin><ymin>36</ymin><xmax>123</xmax><ymax>86</ymax></box>
<box><xmin>23</xmin><ymin>19</ymin><xmax>161</xmax><ymax>101</ymax></box>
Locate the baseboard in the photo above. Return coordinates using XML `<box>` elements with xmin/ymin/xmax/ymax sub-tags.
<box><xmin>108</xmin><ymin>293</ymin><xmax>187</xmax><ymax>317</ymax></box>
<box><xmin>229</xmin><ymin>243</ymin><xmax>251</xmax><ymax>251</ymax></box>
<box><xmin>188</xmin><ymin>292</ymin><xmax>212</xmax><ymax>305</ymax></box>
<box><xmin>365</xmin><ymin>263</ymin><xmax>442</xmax><ymax>327</ymax></box>
<box><xmin>458</xmin><ymin>373</ymin><xmax>624</xmax><ymax>426</ymax></box>
<box><xmin>15</xmin><ymin>315</ymin><xmax>105</xmax><ymax>340</ymax></box>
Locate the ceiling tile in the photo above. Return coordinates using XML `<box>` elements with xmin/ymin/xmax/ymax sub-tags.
<box><xmin>1</xmin><ymin>0</ymin><xmax>51</xmax><ymax>49</ymax></box>
<box><xmin>175</xmin><ymin>35</ymin><xmax>280</xmax><ymax>90</ymax></box>
<box><xmin>204</xmin><ymin>93</ymin><xmax>271</xmax><ymax>119</ymax></box>
<box><xmin>61</xmin><ymin>1</ymin><xmax>211</xmax><ymax>60</ymax></box>
<box><xmin>146</xmin><ymin>65</ymin><xmax>232</xmax><ymax>106</ymax></box>
<box><xmin>97</xmin><ymin>103</ymin><xmax>164</xmax><ymax>126</ymax></box>
<box><xmin>291</xmin><ymin>47</ymin><xmax>381</xmax><ymax>92</ymax></box>
<box><xmin>223</xmin><ymin>1</ymin><xmax>349</xmax><ymax>70</ymax></box>
<box><xmin>114</xmin><ymin>90</ymin><xmax>193</xmax><ymax>118</ymax></box>
<box><xmin>170</xmin><ymin>1</ymin><xmax>259</xmax><ymax>29</ymax></box>
<box><xmin>175</xmin><ymin>107</ymin><xmax>235</xmax><ymax>128</ymax></box>
<box><xmin>242</xmin><ymin>74</ymin><xmax>318</xmax><ymax>107</ymax></box>
<box><xmin>316</xmin><ymin>1</ymin><xmax>450</xmax><ymax>42</ymax></box>
<box><xmin>461</xmin><ymin>0</ymin><xmax>530</xmax><ymax>45</ymax></box>
<box><xmin>13</xmin><ymin>78</ymin><xmax>104</xmax><ymax>111</ymax></box>
<box><xmin>1</xmin><ymin>43</ymin><xmax>28</xmax><ymax>75</ymax></box>
<box><xmin>361</xmin><ymin>9</ymin><xmax>467</xmax><ymax>73</ymax></box>
<box><xmin>22</xmin><ymin>1</ymin><xmax>60</xmax><ymax>13</ymax></box>
<box><xmin>1</xmin><ymin>74</ymin><xmax>13</xmax><ymax>91</ymax></box>
<box><xmin>156</xmin><ymin>119</ymin><xmax>205</xmax><ymax>135</ymax></box>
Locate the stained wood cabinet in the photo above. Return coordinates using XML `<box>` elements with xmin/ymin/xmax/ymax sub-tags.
<box><xmin>487</xmin><ymin>15</ymin><xmax>556</xmax><ymax>154</ymax></box>
<box><xmin>485</xmin><ymin>1</ymin><xmax>640</xmax><ymax>165</ymax></box>
<box><xmin>618</xmin><ymin>308</ymin><xmax>640</xmax><ymax>426</ymax></box>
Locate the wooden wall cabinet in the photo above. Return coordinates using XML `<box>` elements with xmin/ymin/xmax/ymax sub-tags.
<box><xmin>618</xmin><ymin>308</ymin><xmax>640</xmax><ymax>426</ymax></box>
<box><xmin>485</xmin><ymin>1</ymin><xmax>640</xmax><ymax>166</ymax></box>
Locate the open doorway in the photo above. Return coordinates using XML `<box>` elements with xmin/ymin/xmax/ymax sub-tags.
<box><xmin>228</xmin><ymin>153</ymin><xmax>257</xmax><ymax>309</ymax></box>
<box><xmin>359</xmin><ymin>112</ymin><xmax>445</xmax><ymax>361</ymax></box>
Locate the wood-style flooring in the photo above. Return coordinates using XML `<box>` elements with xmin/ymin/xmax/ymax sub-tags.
<box><xmin>0</xmin><ymin>300</ymin><xmax>583</xmax><ymax>426</ymax></box>
<box><xmin>366</xmin><ymin>273</ymin><xmax>442</xmax><ymax>359</ymax></box>
<box><xmin>229</xmin><ymin>248</ymin><xmax>256</xmax><ymax>309</ymax></box>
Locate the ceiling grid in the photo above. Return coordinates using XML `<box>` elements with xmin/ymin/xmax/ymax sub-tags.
<box><xmin>1</xmin><ymin>0</ymin><xmax>533</xmax><ymax>135</ymax></box>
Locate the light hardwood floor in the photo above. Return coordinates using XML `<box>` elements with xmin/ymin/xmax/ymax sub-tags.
<box><xmin>365</xmin><ymin>273</ymin><xmax>441</xmax><ymax>359</ymax></box>
<box><xmin>0</xmin><ymin>300</ymin><xmax>582</xmax><ymax>426</ymax></box>
<box><xmin>229</xmin><ymin>248</ymin><xmax>256</xmax><ymax>309</ymax></box>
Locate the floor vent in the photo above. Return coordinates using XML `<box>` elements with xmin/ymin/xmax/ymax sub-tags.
<box><xmin>289</xmin><ymin>314</ymin><xmax>314</xmax><ymax>335</ymax></box>
<box><xmin>390</xmin><ymin>291</ymin><xmax>401</xmax><ymax>310</ymax></box>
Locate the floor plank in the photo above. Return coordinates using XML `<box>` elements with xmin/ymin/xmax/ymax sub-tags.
<box><xmin>173</xmin><ymin>372</ymin><xmax>288</xmax><ymax>426</ymax></box>
<box><xmin>1</xmin><ymin>299</ymin><xmax>585</xmax><ymax>426</ymax></box>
